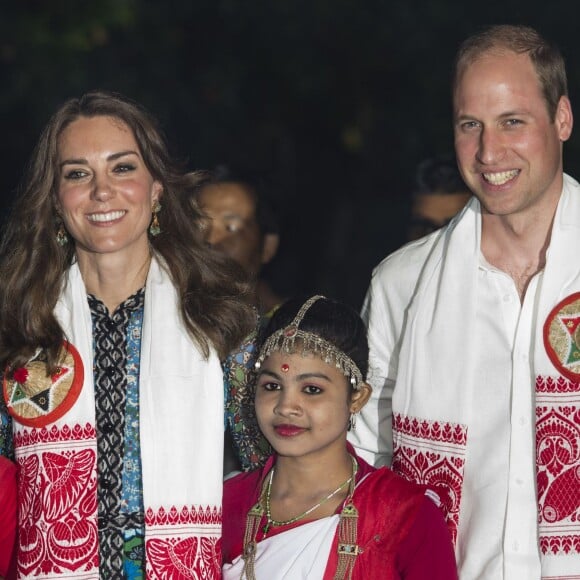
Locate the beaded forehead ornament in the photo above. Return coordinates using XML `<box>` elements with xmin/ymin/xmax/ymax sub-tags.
<box><xmin>255</xmin><ymin>295</ymin><xmax>365</xmax><ymax>389</ymax></box>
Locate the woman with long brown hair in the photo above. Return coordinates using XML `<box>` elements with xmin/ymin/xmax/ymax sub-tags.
<box><xmin>0</xmin><ymin>91</ymin><xmax>254</xmax><ymax>578</ymax></box>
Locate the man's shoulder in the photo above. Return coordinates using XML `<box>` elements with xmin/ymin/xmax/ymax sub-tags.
<box><xmin>370</xmin><ymin>231</ymin><xmax>441</xmax><ymax>292</ymax></box>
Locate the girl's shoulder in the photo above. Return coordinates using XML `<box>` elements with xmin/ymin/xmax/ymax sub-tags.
<box><xmin>223</xmin><ymin>468</ymin><xmax>263</xmax><ymax>497</ymax></box>
<box><xmin>353</xmin><ymin>450</ymin><xmax>427</xmax><ymax>503</ymax></box>
<box><xmin>356</xmin><ymin>463</ymin><xmax>428</xmax><ymax>507</ymax></box>
<box><xmin>223</xmin><ymin>455</ymin><xmax>275</xmax><ymax>508</ymax></box>
<box><xmin>0</xmin><ymin>455</ymin><xmax>16</xmax><ymax>481</ymax></box>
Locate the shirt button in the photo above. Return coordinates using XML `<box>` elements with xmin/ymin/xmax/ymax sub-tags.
<box><xmin>515</xmin><ymin>477</ymin><xmax>523</xmax><ymax>485</ymax></box>
<box><xmin>513</xmin><ymin>541</ymin><xmax>519</xmax><ymax>551</ymax></box>
<box><xmin>519</xmin><ymin>416</ymin><xmax>525</xmax><ymax>426</ymax></box>
<box><xmin>503</xmin><ymin>294</ymin><xmax>512</xmax><ymax>303</ymax></box>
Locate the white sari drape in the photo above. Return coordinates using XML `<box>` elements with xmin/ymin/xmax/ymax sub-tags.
<box><xmin>223</xmin><ymin>515</ymin><xmax>339</xmax><ymax>579</ymax></box>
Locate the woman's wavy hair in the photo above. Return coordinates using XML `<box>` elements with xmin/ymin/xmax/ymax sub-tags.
<box><xmin>258</xmin><ymin>296</ymin><xmax>369</xmax><ymax>387</ymax></box>
<box><xmin>0</xmin><ymin>90</ymin><xmax>255</xmax><ymax>370</ymax></box>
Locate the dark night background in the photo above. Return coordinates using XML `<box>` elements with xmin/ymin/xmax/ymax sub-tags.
<box><xmin>2</xmin><ymin>1</ymin><xmax>579</xmax><ymax>308</ymax></box>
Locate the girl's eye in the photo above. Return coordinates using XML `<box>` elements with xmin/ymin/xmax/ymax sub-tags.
<box><xmin>304</xmin><ymin>385</ymin><xmax>322</xmax><ymax>395</ymax></box>
<box><xmin>261</xmin><ymin>381</ymin><xmax>280</xmax><ymax>391</ymax></box>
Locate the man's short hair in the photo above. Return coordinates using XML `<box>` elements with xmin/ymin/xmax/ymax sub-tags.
<box><xmin>453</xmin><ymin>24</ymin><xmax>568</xmax><ymax>120</ymax></box>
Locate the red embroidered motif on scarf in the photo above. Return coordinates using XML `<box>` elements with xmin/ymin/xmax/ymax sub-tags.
<box><xmin>16</xmin><ymin>436</ymin><xmax>98</xmax><ymax>576</ymax></box>
<box><xmin>145</xmin><ymin>504</ymin><xmax>222</xmax><ymax>526</ymax></box>
<box><xmin>13</xmin><ymin>422</ymin><xmax>96</xmax><ymax>447</ymax></box>
<box><xmin>536</xmin><ymin>375</ymin><xmax>580</xmax><ymax>556</ymax></box>
<box><xmin>391</xmin><ymin>413</ymin><xmax>468</xmax><ymax>545</ymax></box>
<box><xmin>146</xmin><ymin>536</ymin><xmax>221</xmax><ymax>579</ymax></box>
<box><xmin>145</xmin><ymin>505</ymin><xmax>222</xmax><ymax>578</ymax></box>
<box><xmin>14</xmin><ymin>422</ymin><xmax>223</xmax><ymax>577</ymax></box>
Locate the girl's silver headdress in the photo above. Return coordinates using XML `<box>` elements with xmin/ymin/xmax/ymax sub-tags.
<box><xmin>254</xmin><ymin>295</ymin><xmax>365</xmax><ymax>389</ymax></box>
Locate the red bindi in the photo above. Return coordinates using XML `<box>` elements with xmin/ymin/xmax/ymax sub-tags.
<box><xmin>281</xmin><ymin>363</ymin><xmax>290</xmax><ymax>373</ymax></box>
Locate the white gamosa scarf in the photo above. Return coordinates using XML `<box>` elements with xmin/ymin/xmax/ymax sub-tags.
<box><xmin>10</xmin><ymin>256</ymin><xmax>224</xmax><ymax>578</ymax></box>
<box><xmin>392</xmin><ymin>174</ymin><xmax>580</xmax><ymax>577</ymax></box>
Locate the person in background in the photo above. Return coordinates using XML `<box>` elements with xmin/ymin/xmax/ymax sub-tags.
<box><xmin>0</xmin><ymin>455</ymin><xmax>17</xmax><ymax>579</ymax></box>
<box><xmin>196</xmin><ymin>166</ymin><xmax>282</xmax><ymax>316</ymax></box>
<box><xmin>193</xmin><ymin>167</ymin><xmax>284</xmax><ymax>474</ymax></box>
<box><xmin>0</xmin><ymin>91</ymin><xmax>254</xmax><ymax>578</ymax></box>
<box><xmin>350</xmin><ymin>25</ymin><xmax>579</xmax><ymax>578</ymax></box>
<box><xmin>222</xmin><ymin>295</ymin><xmax>457</xmax><ymax>579</ymax></box>
<box><xmin>407</xmin><ymin>156</ymin><xmax>471</xmax><ymax>241</ymax></box>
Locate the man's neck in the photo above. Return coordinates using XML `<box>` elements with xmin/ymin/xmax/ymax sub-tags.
<box><xmin>481</xmin><ymin>198</ymin><xmax>559</xmax><ymax>301</ymax></box>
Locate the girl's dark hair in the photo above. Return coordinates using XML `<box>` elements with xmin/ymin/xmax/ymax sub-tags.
<box><xmin>0</xmin><ymin>90</ymin><xmax>255</xmax><ymax>370</ymax></box>
<box><xmin>259</xmin><ymin>296</ymin><xmax>369</xmax><ymax>382</ymax></box>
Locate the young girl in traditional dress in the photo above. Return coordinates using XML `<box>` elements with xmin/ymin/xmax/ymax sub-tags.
<box><xmin>222</xmin><ymin>295</ymin><xmax>457</xmax><ymax>579</ymax></box>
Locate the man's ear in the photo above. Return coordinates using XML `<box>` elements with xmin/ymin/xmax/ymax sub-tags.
<box><xmin>555</xmin><ymin>95</ymin><xmax>573</xmax><ymax>142</ymax></box>
<box><xmin>261</xmin><ymin>233</ymin><xmax>280</xmax><ymax>265</ymax></box>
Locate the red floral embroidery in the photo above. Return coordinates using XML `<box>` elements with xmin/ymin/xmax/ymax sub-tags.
<box><xmin>145</xmin><ymin>505</ymin><xmax>222</xmax><ymax>578</ymax></box>
<box><xmin>145</xmin><ymin>504</ymin><xmax>222</xmax><ymax>527</ymax></box>
<box><xmin>537</xmin><ymin>375</ymin><xmax>580</xmax><ymax>393</ymax></box>
<box><xmin>392</xmin><ymin>413</ymin><xmax>467</xmax><ymax>545</ymax></box>
<box><xmin>539</xmin><ymin>534</ymin><xmax>580</xmax><ymax>555</ymax></box>
<box><xmin>536</xmin><ymin>375</ymin><xmax>580</xmax><ymax>556</ymax></box>
<box><xmin>392</xmin><ymin>413</ymin><xmax>467</xmax><ymax>446</ymax></box>
<box><xmin>147</xmin><ymin>536</ymin><xmax>221</xmax><ymax>579</ymax></box>
<box><xmin>13</xmin><ymin>423</ymin><xmax>96</xmax><ymax>448</ymax></box>
<box><xmin>14</xmin><ymin>422</ymin><xmax>223</xmax><ymax>577</ymax></box>
<box><xmin>15</xmin><ymin>430</ymin><xmax>98</xmax><ymax>577</ymax></box>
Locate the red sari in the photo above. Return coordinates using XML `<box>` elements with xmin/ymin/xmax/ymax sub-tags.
<box><xmin>222</xmin><ymin>448</ymin><xmax>457</xmax><ymax>579</ymax></box>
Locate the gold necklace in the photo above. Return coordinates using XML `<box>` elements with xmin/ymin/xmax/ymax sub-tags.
<box><xmin>262</xmin><ymin>455</ymin><xmax>358</xmax><ymax>535</ymax></box>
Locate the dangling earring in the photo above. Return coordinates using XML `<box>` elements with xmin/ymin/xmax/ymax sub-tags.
<box><xmin>56</xmin><ymin>222</ymin><xmax>68</xmax><ymax>246</ymax></box>
<box><xmin>348</xmin><ymin>413</ymin><xmax>357</xmax><ymax>431</ymax></box>
<box><xmin>149</xmin><ymin>201</ymin><xmax>161</xmax><ymax>236</ymax></box>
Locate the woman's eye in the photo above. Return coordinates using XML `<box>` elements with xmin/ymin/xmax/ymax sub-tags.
<box><xmin>304</xmin><ymin>385</ymin><xmax>322</xmax><ymax>395</ymax></box>
<box><xmin>114</xmin><ymin>163</ymin><xmax>135</xmax><ymax>173</ymax></box>
<box><xmin>63</xmin><ymin>169</ymin><xmax>87</xmax><ymax>180</ymax></box>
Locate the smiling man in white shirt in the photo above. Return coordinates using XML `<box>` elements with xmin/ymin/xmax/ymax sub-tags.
<box><xmin>350</xmin><ymin>24</ymin><xmax>580</xmax><ymax>579</ymax></box>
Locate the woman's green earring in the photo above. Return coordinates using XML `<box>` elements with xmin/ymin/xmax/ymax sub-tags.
<box><xmin>149</xmin><ymin>201</ymin><xmax>162</xmax><ymax>236</ymax></box>
<box><xmin>56</xmin><ymin>222</ymin><xmax>68</xmax><ymax>246</ymax></box>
